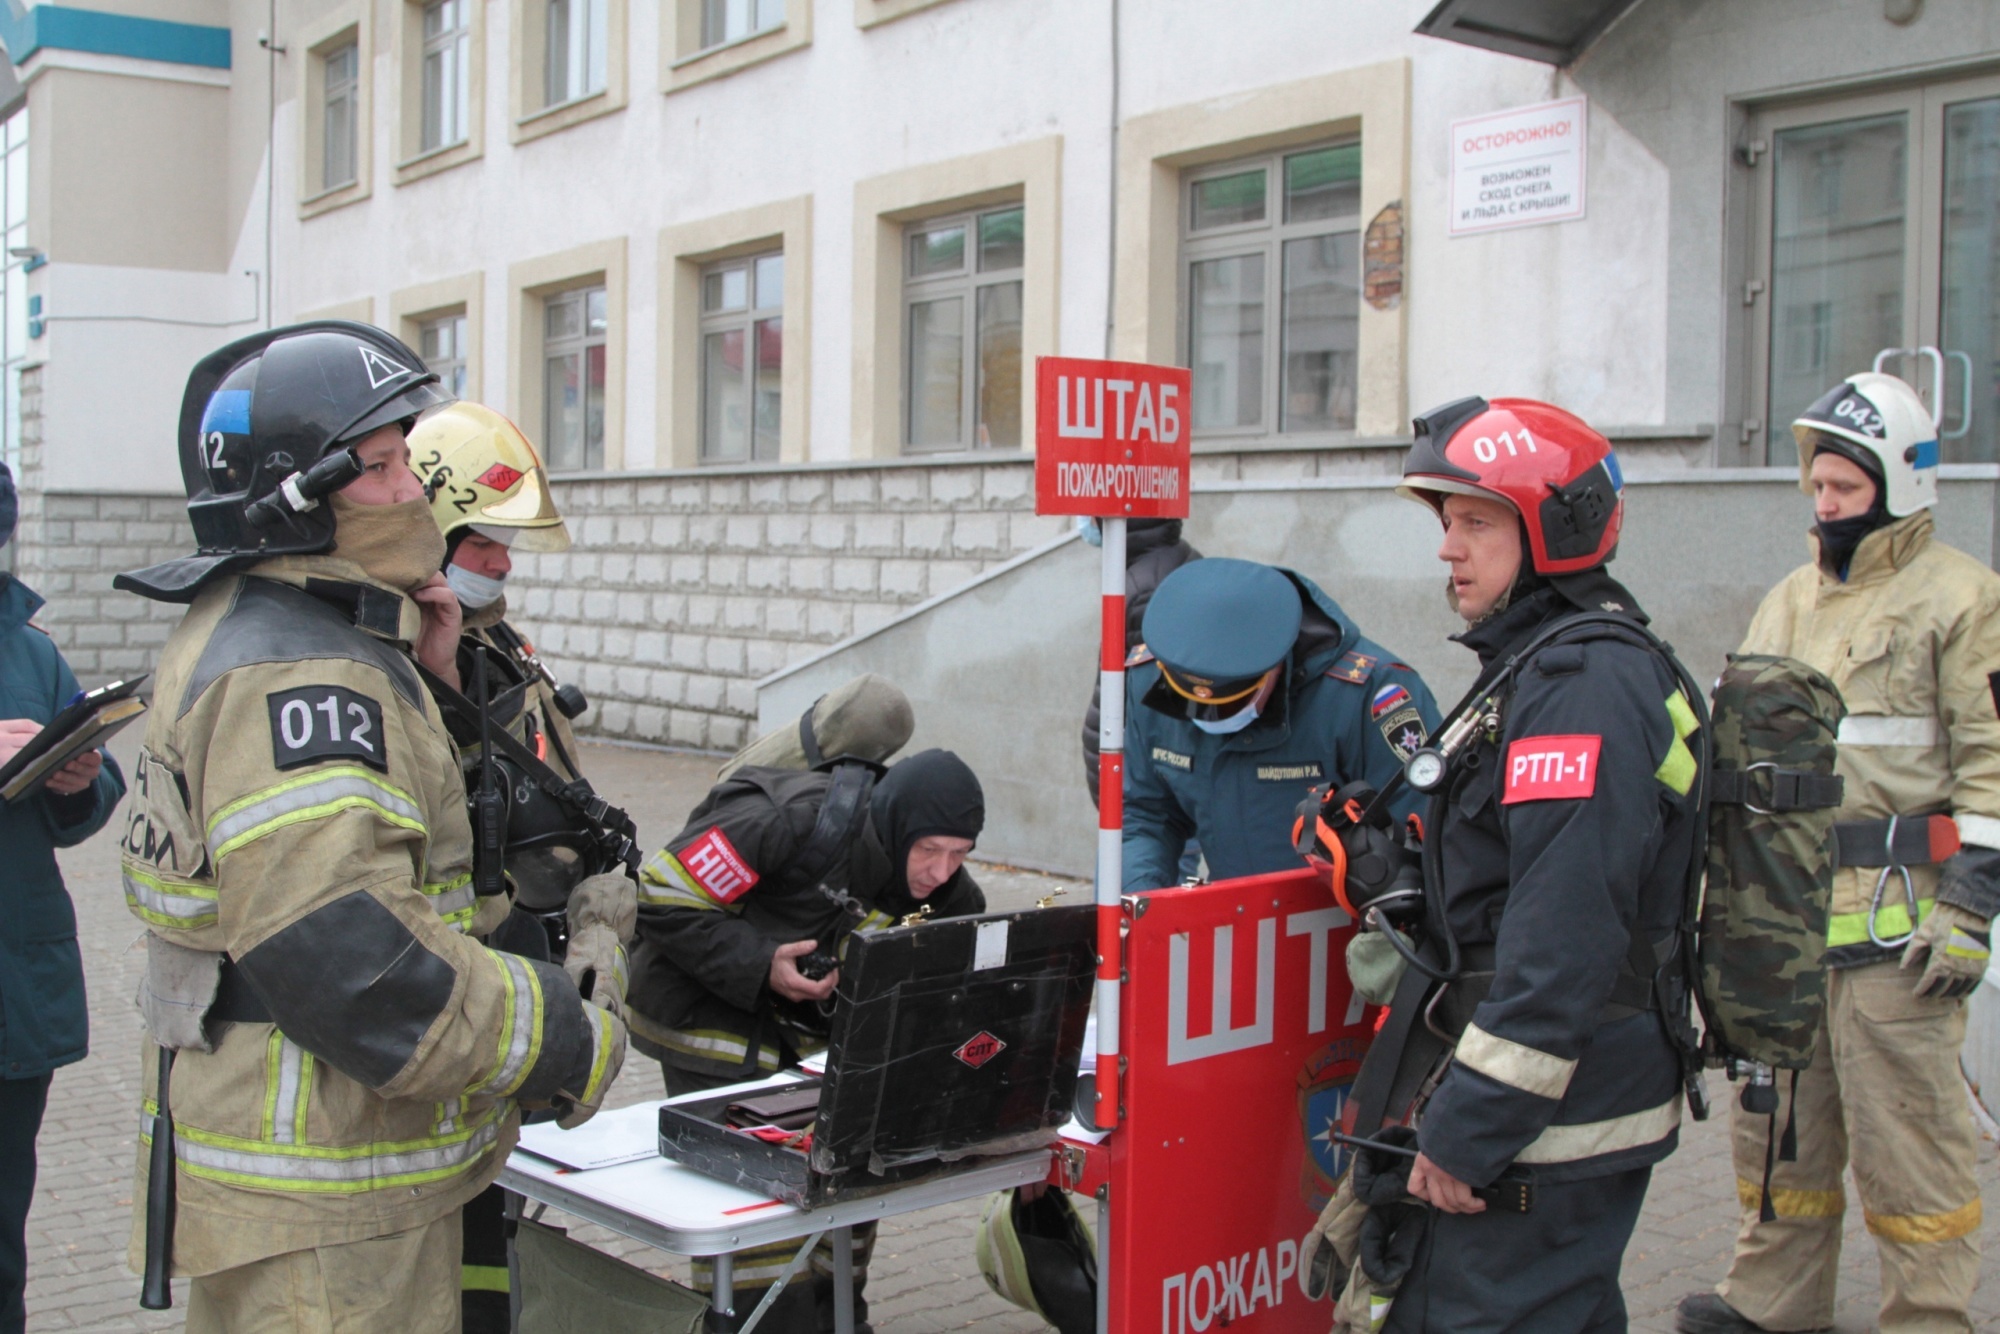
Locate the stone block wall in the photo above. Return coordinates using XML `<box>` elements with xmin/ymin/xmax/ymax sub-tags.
<box><xmin>12</xmin><ymin>367</ymin><xmax>193</xmax><ymax>683</ymax></box>
<box><xmin>9</xmin><ymin>422</ymin><xmax>1709</xmax><ymax>730</ymax></box>
<box><xmin>508</xmin><ymin>458</ymin><xmax>1067</xmax><ymax>752</ymax></box>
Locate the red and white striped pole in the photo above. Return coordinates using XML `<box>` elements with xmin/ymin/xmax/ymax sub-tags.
<box><xmin>1094</xmin><ymin>515</ymin><xmax>1126</xmax><ymax>1130</ymax></box>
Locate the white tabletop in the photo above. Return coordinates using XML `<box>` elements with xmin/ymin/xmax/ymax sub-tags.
<box><xmin>500</xmin><ymin>1088</ymin><xmax>1054</xmax><ymax>1256</ymax></box>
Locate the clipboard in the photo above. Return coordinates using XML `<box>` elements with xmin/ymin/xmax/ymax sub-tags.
<box><xmin>0</xmin><ymin>674</ymin><xmax>148</xmax><ymax>803</ymax></box>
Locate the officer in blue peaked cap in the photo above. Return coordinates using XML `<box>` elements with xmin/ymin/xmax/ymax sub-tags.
<box><xmin>1122</xmin><ymin>557</ymin><xmax>1439</xmax><ymax>891</ymax></box>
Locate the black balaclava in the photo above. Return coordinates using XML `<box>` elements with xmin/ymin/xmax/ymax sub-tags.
<box><xmin>1809</xmin><ymin>436</ymin><xmax>1891</xmax><ymax>580</ymax></box>
<box><xmin>868</xmin><ymin>748</ymin><xmax>985</xmax><ymax>905</ymax></box>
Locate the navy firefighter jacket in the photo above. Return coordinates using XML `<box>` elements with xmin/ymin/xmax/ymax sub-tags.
<box><xmin>1121</xmin><ymin>569</ymin><xmax>1439</xmax><ymax>892</ymax></box>
<box><xmin>1416</xmin><ymin>586</ymin><xmax>1700</xmax><ymax>1187</ymax></box>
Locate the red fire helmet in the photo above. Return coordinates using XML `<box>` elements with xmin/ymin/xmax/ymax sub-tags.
<box><xmin>1397</xmin><ymin>396</ymin><xmax>1626</xmax><ymax>575</ymax></box>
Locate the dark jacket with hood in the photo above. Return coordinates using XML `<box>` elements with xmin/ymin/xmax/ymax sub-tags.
<box><xmin>1120</xmin><ymin>568</ymin><xmax>1438</xmax><ymax>892</ymax></box>
<box><xmin>1082</xmin><ymin>519</ymin><xmax>1201</xmax><ymax>803</ymax></box>
<box><xmin>1414</xmin><ymin>584</ymin><xmax>1699</xmax><ymax>1187</ymax></box>
<box><xmin>0</xmin><ymin>574</ymin><xmax>127</xmax><ymax>1078</ymax></box>
<box><xmin>627</xmin><ymin>751</ymin><xmax>986</xmax><ymax>1079</ymax></box>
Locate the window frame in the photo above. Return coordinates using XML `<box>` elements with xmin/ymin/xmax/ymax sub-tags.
<box><xmin>900</xmin><ymin>205</ymin><xmax>1025</xmax><ymax>453</ymax></box>
<box><xmin>298</xmin><ymin>7</ymin><xmax>373</xmax><ymax>216</ymax></box>
<box><xmin>696</xmin><ymin>250</ymin><xmax>785</xmax><ymax>465</ymax></box>
<box><xmin>1178</xmin><ymin>139</ymin><xmax>1364</xmax><ymax>443</ymax></box>
<box><xmin>510</xmin><ymin>0</ymin><xmax>628</xmax><ymax>145</ymax></box>
<box><xmin>1731</xmin><ymin>72</ymin><xmax>2000</xmax><ymax>467</ymax></box>
<box><xmin>419</xmin><ymin>0</ymin><xmax>471</xmax><ymax>154</ymax></box>
<box><xmin>1111</xmin><ymin>60</ymin><xmax>1410</xmax><ymax>442</ymax></box>
<box><xmin>541</xmin><ymin>285</ymin><xmax>610</xmax><ymax>473</ymax></box>
<box><xmin>420</xmin><ymin>311</ymin><xmax>471</xmax><ymax>399</ymax></box>
<box><xmin>396</xmin><ymin>0</ymin><xmax>484</xmax><ymax>182</ymax></box>
<box><xmin>850</xmin><ymin>138</ymin><xmax>1060</xmax><ymax>460</ymax></box>
<box><xmin>510</xmin><ymin>240</ymin><xmax>627</xmax><ymax>472</ymax></box>
<box><xmin>392</xmin><ymin>274</ymin><xmax>485</xmax><ymax>403</ymax></box>
<box><xmin>663</xmin><ymin>0</ymin><xmax>811</xmax><ymax>93</ymax></box>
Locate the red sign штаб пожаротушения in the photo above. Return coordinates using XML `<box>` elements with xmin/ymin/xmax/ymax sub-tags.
<box><xmin>1034</xmin><ymin>356</ymin><xmax>1192</xmax><ymax>520</ymax></box>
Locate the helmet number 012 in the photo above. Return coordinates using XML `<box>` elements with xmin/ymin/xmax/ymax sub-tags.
<box><xmin>1471</xmin><ymin>428</ymin><xmax>1538</xmax><ymax>463</ymax></box>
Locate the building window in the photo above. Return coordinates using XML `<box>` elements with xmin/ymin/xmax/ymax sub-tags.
<box><xmin>1181</xmin><ymin>142</ymin><xmax>1361</xmax><ymax>438</ymax></box>
<box><xmin>544</xmin><ymin>0</ymin><xmax>608</xmax><ymax>108</ymax></box>
<box><xmin>903</xmin><ymin>205</ymin><xmax>1023</xmax><ymax>452</ymax></box>
<box><xmin>421</xmin><ymin>312</ymin><xmax>470</xmax><ymax>397</ymax></box>
<box><xmin>322</xmin><ymin>42</ymin><xmax>360</xmax><ymax>190</ymax></box>
<box><xmin>543</xmin><ymin>286</ymin><xmax>607</xmax><ymax>470</ymax></box>
<box><xmin>420</xmin><ymin>0</ymin><xmax>471</xmax><ymax>152</ymax></box>
<box><xmin>702</xmin><ymin>0</ymin><xmax>783</xmax><ymax>47</ymax></box>
<box><xmin>700</xmin><ymin>253</ymin><xmax>782</xmax><ymax>463</ymax></box>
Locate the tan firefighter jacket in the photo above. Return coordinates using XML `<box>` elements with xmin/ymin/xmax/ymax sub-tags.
<box><xmin>121</xmin><ymin>556</ymin><xmax>617</xmax><ymax>1276</ymax></box>
<box><xmin>1738</xmin><ymin>510</ymin><xmax>2000</xmax><ymax>965</ymax></box>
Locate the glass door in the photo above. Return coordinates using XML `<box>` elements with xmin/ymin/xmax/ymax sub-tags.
<box><xmin>1746</xmin><ymin>73</ymin><xmax>2000</xmax><ymax>466</ymax></box>
<box><xmin>1926</xmin><ymin>79</ymin><xmax>2000</xmax><ymax>463</ymax></box>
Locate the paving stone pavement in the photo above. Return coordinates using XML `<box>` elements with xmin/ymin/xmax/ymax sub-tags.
<box><xmin>25</xmin><ymin>739</ymin><xmax>2000</xmax><ymax>1331</ymax></box>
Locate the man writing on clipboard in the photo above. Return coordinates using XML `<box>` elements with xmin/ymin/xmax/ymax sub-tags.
<box><xmin>0</xmin><ymin>455</ymin><xmax>128</xmax><ymax>1334</ymax></box>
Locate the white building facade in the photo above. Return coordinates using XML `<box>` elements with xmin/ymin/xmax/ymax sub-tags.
<box><xmin>11</xmin><ymin>0</ymin><xmax>2000</xmax><ymax>752</ymax></box>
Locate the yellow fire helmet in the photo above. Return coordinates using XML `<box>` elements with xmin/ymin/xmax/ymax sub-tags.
<box><xmin>409</xmin><ymin>401</ymin><xmax>572</xmax><ymax>553</ymax></box>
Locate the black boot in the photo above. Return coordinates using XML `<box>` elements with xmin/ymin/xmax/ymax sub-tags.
<box><xmin>1674</xmin><ymin>1292</ymin><xmax>1827</xmax><ymax>1334</ymax></box>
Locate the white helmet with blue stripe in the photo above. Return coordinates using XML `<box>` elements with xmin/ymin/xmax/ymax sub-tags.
<box><xmin>1792</xmin><ymin>371</ymin><xmax>1939</xmax><ymax>518</ymax></box>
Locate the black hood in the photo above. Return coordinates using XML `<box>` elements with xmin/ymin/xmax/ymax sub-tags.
<box><xmin>867</xmin><ymin>749</ymin><xmax>984</xmax><ymax>904</ymax></box>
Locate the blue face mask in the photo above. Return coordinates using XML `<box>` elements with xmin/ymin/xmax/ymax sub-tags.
<box><xmin>1191</xmin><ymin>697</ymin><xmax>1262</xmax><ymax>736</ymax></box>
<box><xmin>1077</xmin><ymin>517</ymin><xmax>1102</xmax><ymax>547</ymax></box>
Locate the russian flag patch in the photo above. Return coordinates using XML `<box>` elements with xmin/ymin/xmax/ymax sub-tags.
<box><xmin>1370</xmin><ymin>683</ymin><xmax>1411</xmax><ymax>719</ymax></box>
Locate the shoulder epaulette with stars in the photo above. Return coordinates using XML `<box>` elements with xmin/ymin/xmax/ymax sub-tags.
<box><xmin>1325</xmin><ymin>650</ymin><xmax>1377</xmax><ymax>684</ymax></box>
<box><xmin>1126</xmin><ymin>642</ymin><xmax>1155</xmax><ymax>668</ymax></box>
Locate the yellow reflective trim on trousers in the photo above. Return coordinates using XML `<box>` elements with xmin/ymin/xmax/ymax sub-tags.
<box><xmin>1736</xmin><ymin>1177</ymin><xmax>1845</xmax><ymax>1219</ymax></box>
<box><xmin>1655</xmin><ymin>691</ymin><xmax>1698</xmax><ymax>796</ymax></box>
<box><xmin>1865</xmin><ymin>1198</ymin><xmax>1982</xmax><ymax>1244</ymax></box>
<box><xmin>140</xmin><ymin>1100</ymin><xmax>503</xmax><ymax>1195</ymax></box>
<box><xmin>208</xmin><ymin>766</ymin><xmax>426</xmax><ymax>861</ymax></box>
<box><xmin>121</xmin><ymin>864</ymin><xmax>218</xmax><ymax>930</ymax></box>
<box><xmin>462</xmin><ymin>1265</ymin><xmax>510</xmax><ymax>1294</ymax></box>
<box><xmin>1828</xmin><ymin>898</ymin><xmax>1935</xmax><ymax>948</ymax></box>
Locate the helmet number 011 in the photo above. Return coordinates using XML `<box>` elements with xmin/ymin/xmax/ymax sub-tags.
<box><xmin>1470</xmin><ymin>428</ymin><xmax>1538</xmax><ymax>463</ymax></box>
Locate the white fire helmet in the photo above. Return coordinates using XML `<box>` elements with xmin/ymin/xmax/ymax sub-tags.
<box><xmin>1791</xmin><ymin>371</ymin><xmax>1939</xmax><ymax>518</ymax></box>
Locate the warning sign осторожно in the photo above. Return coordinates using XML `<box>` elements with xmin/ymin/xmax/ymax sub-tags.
<box><xmin>1449</xmin><ymin>96</ymin><xmax>1587</xmax><ymax>237</ymax></box>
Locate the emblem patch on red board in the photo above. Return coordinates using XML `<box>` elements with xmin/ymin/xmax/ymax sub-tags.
<box><xmin>1502</xmin><ymin>735</ymin><xmax>1602</xmax><ymax>803</ymax></box>
<box><xmin>954</xmin><ymin>1031</ymin><xmax>1007</xmax><ymax>1069</ymax></box>
<box><xmin>677</xmin><ymin>827</ymin><xmax>760</xmax><ymax>903</ymax></box>
<box><xmin>475</xmin><ymin>462</ymin><xmax>524</xmax><ymax>492</ymax></box>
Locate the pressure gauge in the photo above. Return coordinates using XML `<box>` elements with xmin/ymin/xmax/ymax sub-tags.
<box><xmin>1405</xmin><ymin>748</ymin><xmax>1448</xmax><ymax>792</ymax></box>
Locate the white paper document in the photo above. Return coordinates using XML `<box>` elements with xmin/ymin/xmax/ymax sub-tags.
<box><xmin>516</xmin><ymin>1102</ymin><xmax>661</xmax><ymax>1172</ymax></box>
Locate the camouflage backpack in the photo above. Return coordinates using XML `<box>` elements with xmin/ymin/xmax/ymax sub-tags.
<box><xmin>1696</xmin><ymin>654</ymin><xmax>1846</xmax><ymax>1072</ymax></box>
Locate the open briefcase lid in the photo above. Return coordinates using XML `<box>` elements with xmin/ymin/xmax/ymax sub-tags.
<box><xmin>808</xmin><ymin>902</ymin><xmax>1097</xmax><ymax>1176</ymax></box>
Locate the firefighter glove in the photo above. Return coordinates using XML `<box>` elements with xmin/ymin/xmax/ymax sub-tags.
<box><xmin>1902</xmin><ymin>901</ymin><xmax>1991</xmax><ymax>1000</ymax></box>
<box><xmin>1346</xmin><ymin>929</ymin><xmax>1410</xmax><ymax>1007</ymax></box>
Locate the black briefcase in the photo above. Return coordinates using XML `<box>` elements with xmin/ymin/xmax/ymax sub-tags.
<box><xmin>657</xmin><ymin>905</ymin><xmax>1096</xmax><ymax>1207</ymax></box>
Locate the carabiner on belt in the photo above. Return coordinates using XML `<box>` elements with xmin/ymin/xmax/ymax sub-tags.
<box><xmin>1867</xmin><ymin>814</ymin><xmax>1920</xmax><ymax>949</ymax></box>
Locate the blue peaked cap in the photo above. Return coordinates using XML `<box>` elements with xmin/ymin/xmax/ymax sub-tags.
<box><xmin>1141</xmin><ymin>558</ymin><xmax>1301</xmax><ymax>686</ymax></box>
